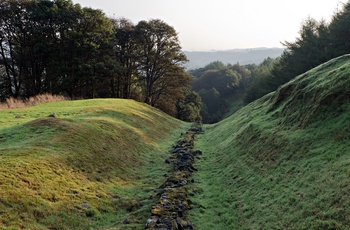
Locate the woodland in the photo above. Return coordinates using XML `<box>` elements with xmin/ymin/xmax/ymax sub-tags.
<box><xmin>0</xmin><ymin>0</ymin><xmax>201</xmax><ymax>121</ymax></box>
<box><xmin>1</xmin><ymin>0</ymin><xmax>350</xmax><ymax>123</ymax></box>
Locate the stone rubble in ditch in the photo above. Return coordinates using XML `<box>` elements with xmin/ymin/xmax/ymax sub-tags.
<box><xmin>145</xmin><ymin>122</ymin><xmax>203</xmax><ymax>230</ymax></box>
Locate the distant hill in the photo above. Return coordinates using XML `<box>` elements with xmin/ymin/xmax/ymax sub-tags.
<box><xmin>184</xmin><ymin>47</ymin><xmax>284</xmax><ymax>69</ymax></box>
<box><xmin>191</xmin><ymin>54</ymin><xmax>350</xmax><ymax>229</ymax></box>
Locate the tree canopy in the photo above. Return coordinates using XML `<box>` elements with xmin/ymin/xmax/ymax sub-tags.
<box><xmin>190</xmin><ymin>61</ymin><xmax>250</xmax><ymax>123</ymax></box>
<box><xmin>0</xmin><ymin>0</ymin><xmax>200</xmax><ymax>121</ymax></box>
<box><xmin>0</xmin><ymin>0</ymin><xmax>113</xmax><ymax>99</ymax></box>
<box><xmin>135</xmin><ymin>19</ymin><xmax>188</xmax><ymax>106</ymax></box>
<box><xmin>244</xmin><ymin>2</ymin><xmax>350</xmax><ymax>103</ymax></box>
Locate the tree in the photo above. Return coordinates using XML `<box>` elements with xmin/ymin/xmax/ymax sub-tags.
<box><xmin>0</xmin><ymin>0</ymin><xmax>114</xmax><ymax>99</ymax></box>
<box><xmin>0</xmin><ymin>0</ymin><xmax>30</xmax><ymax>98</ymax></box>
<box><xmin>244</xmin><ymin>57</ymin><xmax>277</xmax><ymax>103</ymax></box>
<box><xmin>198</xmin><ymin>88</ymin><xmax>226</xmax><ymax>123</ymax></box>
<box><xmin>192</xmin><ymin>68</ymin><xmax>241</xmax><ymax>96</ymax></box>
<box><xmin>279</xmin><ymin>18</ymin><xmax>329</xmax><ymax>78</ymax></box>
<box><xmin>176</xmin><ymin>88</ymin><xmax>202</xmax><ymax>122</ymax></box>
<box><xmin>229</xmin><ymin>63</ymin><xmax>251</xmax><ymax>89</ymax></box>
<box><xmin>244</xmin><ymin>18</ymin><xmax>330</xmax><ymax>103</ymax></box>
<box><xmin>111</xmin><ymin>18</ymin><xmax>138</xmax><ymax>99</ymax></box>
<box><xmin>328</xmin><ymin>2</ymin><xmax>350</xmax><ymax>58</ymax></box>
<box><xmin>189</xmin><ymin>61</ymin><xmax>225</xmax><ymax>78</ymax></box>
<box><xmin>153</xmin><ymin>70</ymin><xmax>192</xmax><ymax>117</ymax></box>
<box><xmin>189</xmin><ymin>62</ymin><xmax>250</xmax><ymax>123</ymax></box>
<box><xmin>0</xmin><ymin>1</ymin><xmax>198</xmax><ymax>121</ymax></box>
<box><xmin>52</xmin><ymin>3</ymin><xmax>113</xmax><ymax>98</ymax></box>
<box><xmin>135</xmin><ymin>19</ymin><xmax>188</xmax><ymax>105</ymax></box>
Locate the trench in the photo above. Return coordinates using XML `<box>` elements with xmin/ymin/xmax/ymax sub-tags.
<box><xmin>145</xmin><ymin>122</ymin><xmax>203</xmax><ymax>230</ymax></box>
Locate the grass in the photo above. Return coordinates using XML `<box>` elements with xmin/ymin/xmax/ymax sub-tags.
<box><xmin>2</xmin><ymin>55</ymin><xmax>350</xmax><ymax>229</ymax></box>
<box><xmin>0</xmin><ymin>93</ymin><xmax>66</xmax><ymax>109</ymax></box>
<box><xmin>0</xmin><ymin>98</ymin><xmax>189</xmax><ymax>229</ymax></box>
<box><xmin>190</xmin><ymin>54</ymin><xmax>350</xmax><ymax>229</ymax></box>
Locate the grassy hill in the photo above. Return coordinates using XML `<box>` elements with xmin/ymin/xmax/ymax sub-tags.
<box><xmin>191</xmin><ymin>54</ymin><xmax>350</xmax><ymax>229</ymax></box>
<box><xmin>0</xmin><ymin>99</ymin><xmax>187</xmax><ymax>229</ymax></box>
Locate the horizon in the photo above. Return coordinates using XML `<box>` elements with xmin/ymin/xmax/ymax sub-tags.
<box><xmin>182</xmin><ymin>47</ymin><xmax>284</xmax><ymax>52</ymax></box>
<box><xmin>72</xmin><ymin>0</ymin><xmax>347</xmax><ymax>51</ymax></box>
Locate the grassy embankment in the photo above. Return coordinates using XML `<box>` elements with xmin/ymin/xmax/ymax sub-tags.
<box><xmin>191</xmin><ymin>55</ymin><xmax>350</xmax><ymax>229</ymax></box>
<box><xmin>0</xmin><ymin>99</ymin><xmax>188</xmax><ymax>229</ymax></box>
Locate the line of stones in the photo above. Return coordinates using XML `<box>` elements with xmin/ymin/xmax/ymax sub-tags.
<box><xmin>145</xmin><ymin>122</ymin><xmax>203</xmax><ymax>230</ymax></box>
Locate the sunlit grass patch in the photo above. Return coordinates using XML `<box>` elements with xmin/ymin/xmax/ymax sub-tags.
<box><xmin>0</xmin><ymin>98</ymin><xmax>187</xmax><ymax>229</ymax></box>
<box><xmin>190</xmin><ymin>54</ymin><xmax>350</xmax><ymax>229</ymax></box>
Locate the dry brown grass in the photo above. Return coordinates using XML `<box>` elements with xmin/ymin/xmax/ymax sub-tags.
<box><xmin>0</xmin><ymin>93</ymin><xmax>67</xmax><ymax>109</ymax></box>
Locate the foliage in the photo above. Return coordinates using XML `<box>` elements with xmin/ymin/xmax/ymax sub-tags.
<box><xmin>176</xmin><ymin>88</ymin><xmax>202</xmax><ymax>122</ymax></box>
<box><xmin>189</xmin><ymin>61</ymin><xmax>250</xmax><ymax>123</ymax></box>
<box><xmin>245</xmin><ymin>2</ymin><xmax>350</xmax><ymax>103</ymax></box>
<box><xmin>134</xmin><ymin>19</ymin><xmax>188</xmax><ymax>105</ymax></box>
<box><xmin>192</xmin><ymin>69</ymin><xmax>241</xmax><ymax>96</ymax></box>
<box><xmin>0</xmin><ymin>0</ymin><xmax>196</xmax><ymax>121</ymax></box>
<box><xmin>328</xmin><ymin>3</ymin><xmax>350</xmax><ymax>58</ymax></box>
<box><xmin>198</xmin><ymin>88</ymin><xmax>224</xmax><ymax>123</ymax></box>
<box><xmin>0</xmin><ymin>0</ymin><xmax>114</xmax><ymax>99</ymax></box>
<box><xmin>244</xmin><ymin>57</ymin><xmax>277</xmax><ymax>103</ymax></box>
<box><xmin>188</xmin><ymin>61</ymin><xmax>226</xmax><ymax>78</ymax></box>
<box><xmin>110</xmin><ymin>18</ymin><xmax>139</xmax><ymax>99</ymax></box>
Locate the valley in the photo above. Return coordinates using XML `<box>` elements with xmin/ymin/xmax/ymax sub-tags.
<box><xmin>0</xmin><ymin>55</ymin><xmax>350</xmax><ymax>229</ymax></box>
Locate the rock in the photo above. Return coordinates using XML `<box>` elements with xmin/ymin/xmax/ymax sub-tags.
<box><xmin>81</xmin><ymin>203</ymin><xmax>90</xmax><ymax>209</ymax></box>
<box><xmin>48</xmin><ymin>113</ymin><xmax>58</xmax><ymax>118</ymax></box>
<box><xmin>145</xmin><ymin>122</ymin><xmax>203</xmax><ymax>229</ymax></box>
<box><xmin>121</xmin><ymin>218</ymin><xmax>129</xmax><ymax>224</ymax></box>
<box><xmin>145</xmin><ymin>217</ymin><xmax>158</xmax><ymax>228</ymax></box>
<box><xmin>176</xmin><ymin>217</ymin><xmax>186</xmax><ymax>228</ymax></box>
<box><xmin>186</xmin><ymin>221</ymin><xmax>194</xmax><ymax>230</ymax></box>
<box><xmin>192</xmin><ymin>150</ymin><xmax>202</xmax><ymax>155</ymax></box>
<box><xmin>165</xmin><ymin>158</ymin><xmax>172</xmax><ymax>164</ymax></box>
<box><xmin>179</xmin><ymin>180</ymin><xmax>188</xmax><ymax>186</ymax></box>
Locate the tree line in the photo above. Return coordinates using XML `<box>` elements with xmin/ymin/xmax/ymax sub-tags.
<box><xmin>189</xmin><ymin>61</ymin><xmax>251</xmax><ymax>123</ymax></box>
<box><xmin>244</xmin><ymin>2</ymin><xmax>350</xmax><ymax>103</ymax></box>
<box><xmin>189</xmin><ymin>58</ymin><xmax>278</xmax><ymax>123</ymax></box>
<box><xmin>190</xmin><ymin>1</ymin><xmax>350</xmax><ymax>123</ymax></box>
<box><xmin>0</xmin><ymin>0</ymin><xmax>201</xmax><ymax>121</ymax></box>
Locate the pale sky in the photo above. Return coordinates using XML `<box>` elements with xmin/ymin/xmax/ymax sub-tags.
<box><xmin>72</xmin><ymin>0</ymin><xmax>347</xmax><ymax>51</ymax></box>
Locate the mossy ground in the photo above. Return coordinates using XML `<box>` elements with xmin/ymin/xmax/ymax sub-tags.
<box><xmin>190</xmin><ymin>55</ymin><xmax>350</xmax><ymax>229</ymax></box>
<box><xmin>0</xmin><ymin>99</ymin><xmax>188</xmax><ymax>229</ymax></box>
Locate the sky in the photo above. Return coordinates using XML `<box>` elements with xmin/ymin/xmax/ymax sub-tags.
<box><xmin>72</xmin><ymin>0</ymin><xmax>347</xmax><ymax>51</ymax></box>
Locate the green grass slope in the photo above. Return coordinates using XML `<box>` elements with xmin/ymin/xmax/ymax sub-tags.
<box><xmin>191</xmin><ymin>54</ymin><xmax>350</xmax><ymax>229</ymax></box>
<box><xmin>0</xmin><ymin>99</ymin><xmax>187</xmax><ymax>229</ymax></box>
